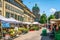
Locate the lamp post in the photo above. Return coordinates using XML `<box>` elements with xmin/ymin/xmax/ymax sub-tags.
<box><xmin>47</xmin><ymin>17</ymin><xmax>48</xmax><ymax>28</ymax></box>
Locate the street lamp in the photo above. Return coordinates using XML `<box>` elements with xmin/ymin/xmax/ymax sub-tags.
<box><xmin>47</xmin><ymin>17</ymin><xmax>48</xmax><ymax>28</ymax></box>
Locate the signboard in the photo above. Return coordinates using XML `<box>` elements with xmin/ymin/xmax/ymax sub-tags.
<box><xmin>1</xmin><ymin>21</ymin><xmax>10</xmax><ymax>28</ymax></box>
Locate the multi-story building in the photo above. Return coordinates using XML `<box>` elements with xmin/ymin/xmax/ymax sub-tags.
<box><xmin>32</xmin><ymin>4</ymin><xmax>40</xmax><ymax>22</ymax></box>
<box><xmin>54</xmin><ymin>11</ymin><xmax>60</xmax><ymax>19</ymax></box>
<box><xmin>0</xmin><ymin>0</ymin><xmax>35</xmax><ymax>22</ymax></box>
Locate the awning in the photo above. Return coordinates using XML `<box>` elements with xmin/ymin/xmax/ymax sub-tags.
<box><xmin>6</xmin><ymin>18</ymin><xmax>22</xmax><ymax>23</ymax></box>
<box><xmin>50</xmin><ymin>19</ymin><xmax>60</xmax><ymax>24</ymax></box>
<box><xmin>22</xmin><ymin>22</ymin><xmax>31</xmax><ymax>24</ymax></box>
<box><xmin>0</xmin><ymin>15</ymin><xmax>8</xmax><ymax>21</ymax></box>
<box><xmin>0</xmin><ymin>15</ymin><xmax>21</xmax><ymax>23</ymax></box>
<box><xmin>32</xmin><ymin>22</ymin><xmax>40</xmax><ymax>24</ymax></box>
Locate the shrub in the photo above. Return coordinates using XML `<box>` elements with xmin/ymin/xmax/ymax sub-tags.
<box><xmin>18</xmin><ymin>27</ymin><xmax>29</xmax><ymax>34</ymax></box>
<box><xmin>9</xmin><ymin>29</ymin><xmax>16</xmax><ymax>37</ymax></box>
<box><xmin>30</xmin><ymin>26</ymin><xmax>39</xmax><ymax>30</ymax></box>
<box><xmin>17</xmin><ymin>30</ymin><xmax>22</xmax><ymax>35</ymax></box>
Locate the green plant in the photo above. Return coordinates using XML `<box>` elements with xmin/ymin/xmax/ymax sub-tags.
<box><xmin>30</xmin><ymin>26</ymin><xmax>39</xmax><ymax>30</ymax></box>
<box><xmin>18</xmin><ymin>27</ymin><xmax>29</xmax><ymax>33</ymax></box>
<box><xmin>23</xmin><ymin>28</ymin><xmax>29</xmax><ymax>33</ymax></box>
<box><xmin>35</xmin><ymin>27</ymin><xmax>39</xmax><ymax>30</ymax></box>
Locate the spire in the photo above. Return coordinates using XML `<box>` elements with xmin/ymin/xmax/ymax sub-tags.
<box><xmin>35</xmin><ymin>3</ymin><xmax>37</xmax><ymax>7</ymax></box>
<box><xmin>43</xmin><ymin>11</ymin><xmax>45</xmax><ymax>13</ymax></box>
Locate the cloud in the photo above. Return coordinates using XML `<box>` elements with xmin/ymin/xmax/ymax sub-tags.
<box><xmin>49</xmin><ymin>8</ymin><xmax>56</xmax><ymax>14</ymax></box>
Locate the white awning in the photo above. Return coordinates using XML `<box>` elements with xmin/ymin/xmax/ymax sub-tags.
<box><xmin>0</xmin><ymin>15</ymin><xmax>22</xmax><ymax>23</ymax></box>
<box><xmin>0</xmin><ymin>15</ymin><xmax>8</xmax><ymax>21</ymax></box>
<box><xmin>6</xmin><ymin>18</ymin><xmax>21</xmax><ymax>23</ymax></box>
<box><xmin>22</xmin><ymin>22</ymin><xmax>31</xmax><ymax>24</ymax></box>
<box><xmin>32</xmin><ymin>22</ymin><xmax>40</xmax><ymax>24</ymax></box>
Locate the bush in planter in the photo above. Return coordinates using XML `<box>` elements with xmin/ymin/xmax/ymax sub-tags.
<box><xmin>18</xmin><ymin>27</ymin><xmax>29</xmax><ymax>34</ymax></box>
<box><xmin>23</xmin><ymin>28</ymin><xmax>29</xmax><ymax>33</ymax></box>
<box><xmin>9</xmin><ymin>29</ymin><xmax>16</xmax><ymax>37</ymax></box>
<box><xmin>35</xmin><ymin>27</ymin><xmax>39</xmax><ymax>30</ymax></box>
<box><xmin>18</xmin><ymin>27</ymin><xmax>24</xmax><ymax>33</ymax></box>
<box><xmin>30</xmin><ymin>27</ymin><xmax>35</xmax><ymax>31</ymax></box>
<box><xmin>30</xmin><ymin>26</ymin><xmax>39</xmax><ymax>31</ymax></box>
<box><xmin>17</xmin><ymin>30</ymin><xmax>22</xmax><ymax>35</ymax></box>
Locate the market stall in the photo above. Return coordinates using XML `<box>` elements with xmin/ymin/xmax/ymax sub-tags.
<box><xmin>0</xmin><ymin>15</ymin><xmax>22</xmax><ymax>39</ymax></box>
<box><xmin>22</xmin><ymin>22</ymin><xmax>31</xmax><ymax>28</ymax></box>
<box><xmin>29</xmin><ymin>22</ymin><xmax>41</xmax><ymax>31</ymax></box>
<box><xmin>32</xmin><ymin>22</ymin><xmax>41</xmax><ymax>28</ymax></box>
<box><xmin>50</xmin><ymin>19</ymin><xmax>60</xmax><ymax>40</ymax></box>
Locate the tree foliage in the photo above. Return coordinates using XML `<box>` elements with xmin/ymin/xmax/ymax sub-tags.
<box><xmin>39</xmin><ymin>14</ymin><xmax>47</xmax><ymax>24</ymax></box>
<box><xmin>48</xmin><ymin>15</ymin><xmax>55</xmax><ymax>21</ymax></box>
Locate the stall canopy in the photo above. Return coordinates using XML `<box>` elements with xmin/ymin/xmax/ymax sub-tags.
<box><xmin>32</xmin><ymin>22</ymin><xmax>40</xmax><ymax>24</ymax></box>
<box><xmin>0</xmin><ymin>15</ymin><xmax>8</xmax><ymax>21</ymax></box>
<box><xmin>0</xmin><ymin>15</ymin><xmax>21</xmax><ymax>23</ymax></box>
<box><xmin>7</xmin><ymin>18</ymin><xmax>22</xmax><ymax>23</ymax></box>
<box><xmin>22</xmin><ymin>22</ymin><xmax>41</xmax><ymax>24</ymax></box>
<box><xmin>22</xmin><ymin>22</ymin><xmax>31</xmax><ymax>24</ymax></box>
<box><xmin>50</xmin><ymin>19</ymin><xmax>60</xmax><ymax>24</ymax></box>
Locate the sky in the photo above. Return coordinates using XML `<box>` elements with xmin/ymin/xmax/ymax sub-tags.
<box><xmin>22</xmin><ymin>0</ymin><xmax>60</xmax><ymax>17</ymax></box>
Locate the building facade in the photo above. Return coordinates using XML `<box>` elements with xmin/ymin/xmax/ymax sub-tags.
<box><xmin>54</xmin><ymin>11</ymin><xmax>60</xmax><ymax>19</ymax></box>
<box><xmin>32</xmin><ymin>4</ymin><xmax>40</xmax><ymax>22</ymax></box>
<box><xmin>0</xmin><ymin>0</ymin><xmax>35</xmax><ymax>22</ymax></box>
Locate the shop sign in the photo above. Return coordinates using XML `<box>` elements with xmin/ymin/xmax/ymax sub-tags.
<box><xmin>1</xmin><ymin>21</ymin><xmax>10</xmax><ymax>28</ymax></box>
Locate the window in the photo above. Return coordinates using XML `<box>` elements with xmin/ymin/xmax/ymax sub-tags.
<box><xmin>11</xmin><ymin>13</ymin><xmax>14</xmax><ymax>18</ymax></box>
<box><xmin>0</xmin><ymin>2</ymin><xmax>2</xmax><ymax>7</ymax></box>
<box><xmin>15</xmin><ymin>14</ymin><xmax>17</xmax><ymax>19</ymax></box>
<box><xmin>6</xmin><ymin>12</ymin><xmax>10</xmax><ymax>18</ymax></box>
<box><xmin>18</xmin><ymin>16</ymin><xmax>19</xmax><ymax>21</ymax></box>
<box><xmin>19</xmin><ymin>16</ymin><xmax>21</xmax><ymax>21</ymax></box>
<box><xmin>19</xmin><ymin>16</ymin><xmax>24</xmax><ymax>21</ymax></box>
<box><xmin>18</xmin><ymin>16</ymin><xmax>24</xmax><ymax>21</ymax></box>
<box><xmin>6</xmin><ymin>4</ymin><xmax>23</xmax><ymax>15</ymax></box>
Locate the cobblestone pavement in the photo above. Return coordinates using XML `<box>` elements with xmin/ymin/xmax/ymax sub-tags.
<box><xmin>14</xmin><ymin>27</ymin><xmax>52</xmax><ymax>40</ymax></box>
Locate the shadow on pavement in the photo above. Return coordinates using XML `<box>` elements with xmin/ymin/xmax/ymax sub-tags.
<box><xmin>41</xmin><ymin>36</ymin><xmax>51</xmax><ymax>40</ymax></box>
<box><xmin>40</xmin><ymin>33</ymin><xmax>54</xmax><ymax>40</ymax></box>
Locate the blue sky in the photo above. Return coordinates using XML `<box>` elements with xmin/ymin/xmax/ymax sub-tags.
<box><xmin>22</xmin><ymin>0</ymin><xmax>60</xmax><ymax>17</ymax></box>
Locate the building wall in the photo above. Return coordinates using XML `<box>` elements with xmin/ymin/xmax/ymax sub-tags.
<box><xmin>0</xmin><ymin>1</ymin><xmax>2</xmax><ymax>15</ymax></box>
<box><xmin>0</xmin><ymin>0</ymin><xmax>35</xmax><ymax>22</ymax></box>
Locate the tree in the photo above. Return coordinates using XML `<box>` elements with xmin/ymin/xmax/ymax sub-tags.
<box><xmin>39</xmin><ymin>14</ymin><xmax>47</xmax><ymax>24</ymax></box>
<box><xmin>48</xmin><ymin>15</ymin><xmax>55</xmax><ymax>22</ymax></box>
